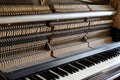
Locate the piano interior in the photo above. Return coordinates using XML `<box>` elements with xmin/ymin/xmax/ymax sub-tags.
<box><xmin>0</xmin><ymin>0</ymin><xmax>120</xmax><ymax>80</ymax></box>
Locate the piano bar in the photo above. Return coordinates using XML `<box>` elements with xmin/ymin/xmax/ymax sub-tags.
<box><xmin>0</xmin><ymin>11</ymin><xmax>116</xmax><ymax>24</ymax></box>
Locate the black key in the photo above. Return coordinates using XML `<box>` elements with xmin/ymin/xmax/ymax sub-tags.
<box><xmin>45</xmin><ymin>71</ymin><xmax>57</xmax><ymax>80</ymax></box>
<box><xmin>86</xmin><ymin>57</ymin><xmax>100</xmax><ymax>64</ymax></box>
<box><xmin>39</xmin><ymin>71</ymin><xmax>54</xmax><ymax>80</ymax></box>
<box><xmin>29</xmin><ymin>75</ymin><xmax>39</xmax><ymax>80</ymax></box>
<box><xmin>48</xmin><ymin>71</ymin><xmax>59</xmax><ymax>79</ymax></box>
<box><xmin>76</xmin><ymin>62</ymin><xmax>86</xmax><ymax>69</ymax></box>
<box><xmin>84</xmin><ymin>59</ymin><xmax>95</xmax><ymax>65</ymax></box>
<box><xmin>115</xmin><ymin>50</ymin><xmax>120</xmax><ymax>56</ymax></box>
<box><xmin>59</xmin><ymin>66</ymin><xmax>73</xmax><ymax>74</ymax></box>
<box><xmin>110</xmin><ymin>50</ymin><xmax>119</xmax><ymax>56</ymax></box>
<box><xmin>98</xmin><ymin>54</ymin><xmax>108</xmax><ymax>60</ymax></box>
<box><xmin>42</xmin><ymin>71</ymin><xmax>55</xmax><ymax>80</ymax></box>
<box><xmin>100</xmin><ymin>51</ymin><xmax>115</xmax><ymax>59</ymax></box>
<box><xmin>70</xmin><ymin>62</ymin><xmax>85</xmax><ymax>70</ymax></box>
<box><xmin>97</xmin><ymin>54</ymin><xmax>107</xmax><ymax>61</ymax></box>
<box><xmin>51</xmin><ymin>68</ymin><xmax>68</xmax><ymax>77</ymax></box>
<box><xmin>92</xmin><ymin>55</ymin><xmax>105</xmax><ymax>62</ymax></box>
<box><xmin>60</xmin><ymin>64</ymin><xmax>78</xmax><ymax>74</ymax></box>
<box><xmin>68</xmin><ymin>64</ymin><xmax>79</xmax><ymax>72</ymax></box>
<box><xmin>115</xmin><ymin>52</ymin><xmax>120</xmax><ymax>56</ymax></box>
<box><xmin>100</xmin><ymin>52</ymin><xmax>111</xmax><ymax>59</ymax></box>
<box><xmin>20</xmin><ymin>78</ymin><xmax>29</xmax><ymax>80</ymax></box>
<box><xmin>106</xmin><ymin>50</ymin><xmax>118</xmax><ymax>57</ymax></box>
<box><xmin>77</xmin><ymin>59</ymin><xmax>93</xmax><ymax>67</ymax></box>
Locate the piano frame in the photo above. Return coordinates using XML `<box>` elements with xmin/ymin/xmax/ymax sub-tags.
<box><xmin>0</xmin><ymin>2</ymin><xmax>120</xmax><ymax>79</ymax></box>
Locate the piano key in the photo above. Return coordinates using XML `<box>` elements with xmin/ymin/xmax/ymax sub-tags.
<box><xmin>52</xmin><ymin>68</ymin><xmax>73</xmax><ymax>80</ymax></box>
<box><xmin>68</xmin><ymin>64</ymin><xmax>79</xmax><ymax>72</ymax></box>
<box><xmin>35</xmin><ymin>74</ymin><xmax>47</xmax><ymax>80</ymax></box>
<box><xmin>92</xmin><ymin>55</ymin><xmax>106</xmax><ymax>62</ymax></box>
<box><xmin>38</xmin><ymin>72</ymin><xmax>52</xmax><ymax>80</ymax></box>
<box><xmin>58</xmin><ymin>68</ymin><xmax>76</xmax><ymax>80</ymax></box>
<box><xmin>59</xmin><ymin>66</ymin><xmax>73</xmax><ymax>74</ymax></box>
<box><xmin>70</xmin><ymin>62</ymin><xmax>85</xmax><ymax>70</ymax></box>
<box><xmin>49</xmin><ymin>70</ymin><xmax>61</xmax><ymax>78</ymax></box>
<box><xmin>45</xmin><ymin>70</ymin><xmax>59</xmax><ymax>80</ymax></box>
<box><xmin>56</xmin><ymin>52</ymin><xmax>120</xmax><ymax>80</ymax></box>
<box><xmin>86</xmin><ymin>57</ymin><xmax>100</xmax><ymax>64</ymax></box>
<box><xmin>49</xmin><ymin>70</ymin><xmax>70</xmax><ymax>80</ymax></box>
<box><xmin>97</xmin><ymin>54</ymin><xmax>108</xmax><ymax>60</ymax></box>
<box><xmin>96</xmin><ymin>54</ymin><xmax>107</xmax><ymax>61</ymax></box>
<box><xmin>75</xmin><ymin>61</ymin><xmax>86</xmax><ymax>68</ymax></box>
<box><xmin>77</xmin><ymin>59</ymin><xmax>93</xmax><ymax>67</ymax></box>
<box><xmin>31</xmin><ymin>75</ymin><xmax>43</xmax><ymax>80</ymax></box>
<box><xmin>29</xmin><ymin>75</ymin><xmax>38</xmax><ymax>80</ymax></box>
<box><xmin>47</xmin><ymin>71</ymin><xmax>59</xmax><ymax>79</ymax></box>
<box><xmin>51</xmin><ymin>68</ymin><xmax>68</xmax><ymax>77</ymax></box>
<box><xmin>68</xmin><ymin>64</ymin><xmax>79</xmax><ymax>70</ymax></box>
<box><xmin>25</xmin><ymin>78</ymin><xmax>31</xmax><ymax>80</ymax></box>
<box><xmin>60</xmin><ymin>64</ymin><xmax>78</xmax><ymax>74</ymax></box>
<box><xmin>84</xmin><ymin>59</ymin><xmax>95</xmax><ymax>65</ymax></box>
<box><xmin>42</xmin><ymin>71</ymin><xmax>55</xmax><ymax>80</ymax></box>
<box><xmin>100</xmin><ymin>51</ymin><xmax>116</xmax><ymax>59</ymax></box>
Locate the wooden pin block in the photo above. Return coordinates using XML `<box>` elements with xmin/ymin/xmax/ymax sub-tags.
<box><xmin>52</xmin><ymin>42</ymin><xmax>90</xmax><ymax>58</ymax></box>
<box><xmin>88</xmin><ymin>37</ymin><xmax>113</xmax><ymax>48</ymax></box>
<box><xmin>51</xmin><ymin>33</ymin><xmax>85</xmax><ymax>45</ymax></box>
